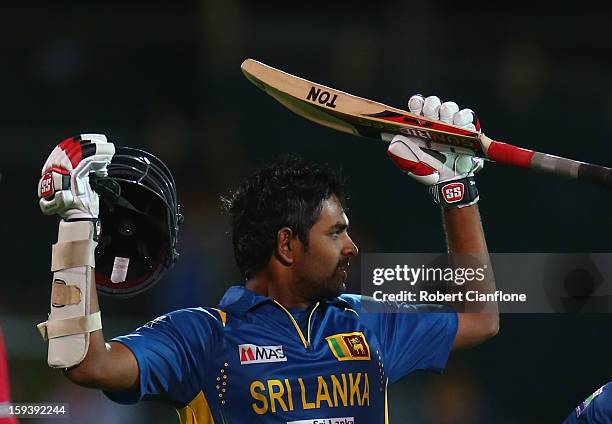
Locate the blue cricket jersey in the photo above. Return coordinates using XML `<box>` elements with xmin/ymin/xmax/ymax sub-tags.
<box><xmin>563</xmin><ymin>382</ymin><xmax>612</xmax><ymax>424</ymax></box>
<box><xmin>105</xmin><ymin>286</ymin><xmax>457</xmax><ymax>423</ymax></box>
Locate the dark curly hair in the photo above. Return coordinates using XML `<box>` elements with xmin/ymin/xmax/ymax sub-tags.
<box><xmin>221</xmin><ymin>156</ymin><xmax>346</xmax><ymax>280</ymax></box>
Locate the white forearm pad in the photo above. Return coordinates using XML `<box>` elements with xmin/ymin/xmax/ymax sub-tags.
<box><xmin>37</xmin><ymin>220</ymin><xmax>101</xmax><ymax>368</ymax></box>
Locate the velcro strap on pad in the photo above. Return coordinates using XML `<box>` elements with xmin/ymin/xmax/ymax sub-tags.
<box><xmin>51</xmin><ymin>239</ymin><xmax>97</xmax><ymax>272</ymax></box>
<box><xmin>51</xmin><ymin>280</ymin><xmax>81</xmax><ymax>306</ymax></box>
<box><xmin>37</xmin><ymin>311</ymin><xmax>102</xmax><ymax>341</ymax></box>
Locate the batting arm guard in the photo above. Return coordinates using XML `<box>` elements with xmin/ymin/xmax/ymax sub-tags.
<box><xmin>37</xmin><ymin>220</ymin><xmax>102</xmax><ymax>368</ymax></box>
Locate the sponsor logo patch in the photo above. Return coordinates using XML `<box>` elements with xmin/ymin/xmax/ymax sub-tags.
<box><xmin>441</xmin><ymin>182</ymin><xmax>464</xmax><ymax>203</ymax></box>
<box><xmin>40</xmin><ymin>172</ymin><xmax>55</xmax><ymax>198</ymax></box>
<box><xmin>576</xmin><ymin>385</ymin><xmax>604</xmax><ymax>417</ymax></box>
<box><xmin>288</xmin><ymin>417</ymin><xmax>355</xmax><ymax>424</ymax></box>
<box><xmin>325</xmin><ymin>332</ymin><xmax>370</xmax><ymax>361</ymax></box>
<box><xmin>239</xmin><ymin>344</ymin><xmax>287</xmax><ymax>365</ymax></box>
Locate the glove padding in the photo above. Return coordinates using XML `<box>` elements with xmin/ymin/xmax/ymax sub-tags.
<box><xmin>38</xmin><ymin>134</ymin><xmax>115</xmax><ymax>220</ymax></box>
<box><xmin>387</xmin><ymin>95</ymin><xmax>484</xmax><ymax>208</ymax></box>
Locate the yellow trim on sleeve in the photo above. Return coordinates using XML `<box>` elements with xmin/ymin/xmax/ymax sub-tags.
<box><xmin>209</xmin><ymin>308</ymin><xmax>227</xmax><ymax>327</ymax></box>
<box><xmin>384</xmin><ymin>378</ymin><xmax>389</xmax><ymax>424</ymax></box>
<box><xmin>176</xmin><ymin>390</ymin><xmax>215</xmax><ymax>424</ymax></box>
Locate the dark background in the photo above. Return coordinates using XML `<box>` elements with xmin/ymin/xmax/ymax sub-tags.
<box><xmin>1</xmin><ymin>2</ymin><xmax>611</xmax><ymax>423</ymax></box>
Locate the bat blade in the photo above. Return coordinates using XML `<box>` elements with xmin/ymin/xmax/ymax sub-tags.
<box><xmin>241</xmin><ymin>58</ymin><xmax>486</xmax><ymax>158</ymax></box>
<box><xmin>241</xmin><ymin>58</ymin><xmax>612</xmax><ymax>188</ymax></box>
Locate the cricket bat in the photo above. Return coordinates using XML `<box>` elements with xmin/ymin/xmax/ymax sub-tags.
<box><xmin>241</xmin><ymin>58</ymin><xmax>612</xmax><ymax>188</ymax></box>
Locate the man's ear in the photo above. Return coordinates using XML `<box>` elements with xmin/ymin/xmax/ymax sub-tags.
<box><xmin>275</xmin><ymin>227</ymin><xmax>298</xmax><ymax>265</ymax></box>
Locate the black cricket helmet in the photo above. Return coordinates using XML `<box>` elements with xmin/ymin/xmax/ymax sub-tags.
<box><xmin>90</xmin><ymin>146</ymin><xmax>183</xmax><ymax>297</ymax></box>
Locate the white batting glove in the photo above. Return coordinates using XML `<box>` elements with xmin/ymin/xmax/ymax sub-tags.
<box><xmin>38</xmin><ymin>134</ymin><xmax>115</xmax><ymax>220</ymax></box>
<box><xmin>387</xmin><ymin>95</ymin><xmax>484</xmax><ymax>208</ymax></box>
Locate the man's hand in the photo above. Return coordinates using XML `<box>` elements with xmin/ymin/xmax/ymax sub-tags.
<box><xmin>38</xmin><ymin>134</ymin><xmax>115</xmax><ymax>220</ymax></box>
<box><xmin>387</xmin><ymin>95</ymin><xmax>484</xmax><ymax>208</ymax></box>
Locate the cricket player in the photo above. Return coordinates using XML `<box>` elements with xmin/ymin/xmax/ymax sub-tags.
<box><xmin>563</xmin><ymin>382</ymin><xmax>612</xmax><ymax>423</ymax></box>
<box><xmin>37</xmin><ymin>95</ymin><xmax>499</xmax><ymax>423</ymax></box>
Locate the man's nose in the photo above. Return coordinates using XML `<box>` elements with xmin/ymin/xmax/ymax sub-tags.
<box><xmin>343</xmin><ymin>234</ymin><xmax>358</xmax><ymax>257</ymax></box>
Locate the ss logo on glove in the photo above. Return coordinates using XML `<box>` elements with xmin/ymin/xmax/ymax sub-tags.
<box><xmin>442</xmin><ymin>182</ymin><xmax>465</xmax><ymax>203</ymax></box>
<box><xmin>40</xmin><ymin>173</ymin><xmax>54</xmax><ymax>198</ymax></box>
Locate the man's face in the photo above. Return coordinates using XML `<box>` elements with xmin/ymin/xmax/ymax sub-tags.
<box><xmin>292</xmin><ymin>195</ymin><xmax>358</xmax><ymax>300</ymax></box>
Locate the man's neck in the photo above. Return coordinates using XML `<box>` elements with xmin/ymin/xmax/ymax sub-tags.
<box><xmin>245</xmin><ymin>274</ymin><xmax>314</xmax><ymax>309</ymax></box>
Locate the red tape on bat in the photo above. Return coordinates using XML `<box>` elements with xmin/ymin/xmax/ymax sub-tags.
<box><xmin>487</xmin><ymin>141</ymin><xmax>535</xmax><ymax>168</ymax></box>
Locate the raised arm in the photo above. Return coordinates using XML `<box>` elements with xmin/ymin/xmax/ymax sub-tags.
<box><xmin>387</xmin><ymin>95</ymin><xmax>499</xmax><ymax>350</ymax></box>
<box><xmin>37</xmin><ymin>135</ymin><xmax>138</xmax><ymax>391</ymax></box>
<box><xmin>443</xmin><ymin>205</ymin><xmax>499</xmax><ymax>349</ymax></box>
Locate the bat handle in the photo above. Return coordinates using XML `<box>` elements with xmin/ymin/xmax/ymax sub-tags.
<box><xmin>482</xmin><ymin>136</ymin><xmax>612</xmax><ymax>188</ymax></box>
<box><xmin>531</xmin><ymin>154</ymin><xmax>612</xmax><ymax>188</ymax></box>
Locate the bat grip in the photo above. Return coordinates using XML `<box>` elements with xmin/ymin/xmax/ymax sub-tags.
<box><xmin>558</xmin><ymin>158</ymin><xmax>612</xmax><ymax>187</ymax></box>
<box><xmin>527</xmin><ymin>152</ymin><xmax>612</xmax><ymax>187</ymax></box>
<box><xmin>487</xmin><ymin>140</ymin><xmax>612</xmax><ymax>188</ymax></box>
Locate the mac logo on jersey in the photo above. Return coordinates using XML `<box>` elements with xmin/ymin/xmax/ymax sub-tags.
<box><xmin>239</xmin><ymin>344</ymin><xmax>287</xmax><ymax>365</ymax></box>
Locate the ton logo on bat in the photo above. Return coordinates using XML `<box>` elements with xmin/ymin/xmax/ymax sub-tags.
<box><xmin>306</xmin><ymin>86</ymin><xmax>338</xmax><ymax>108</ymax></box>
